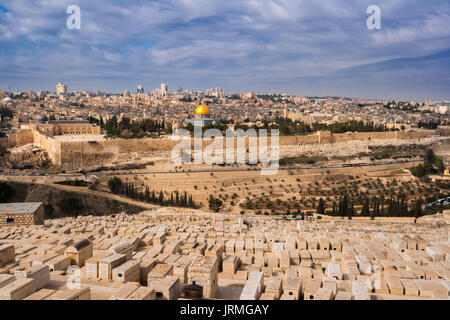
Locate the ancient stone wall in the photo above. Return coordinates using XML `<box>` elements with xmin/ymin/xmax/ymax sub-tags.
<box><xmin>58</xmin><ymin>138</ymin><xmax>175</xmax><ymax>170</ymax></box>
<box><xmin>33</xmin><ymin>132</ymin><xmax>62</xmax><ymax>166</ymax></box>
<box><xmin>0</xmin><ymin>209</ymin><xmax>42</xmax><ymax>227</ymax></box>
<box><xmin>33</xmin><ymin>205</ymin><xmax>45</xmax><ymax>225</ymax></box>
<box><xmin>5</xmin><ymin>129</ymin><xmax>34</xmax><ymax>147</ymax></box>
<box><xmin>34</xmin><ymin>129</ymin><xmax>441</xmax><ymax>170</ymax></box>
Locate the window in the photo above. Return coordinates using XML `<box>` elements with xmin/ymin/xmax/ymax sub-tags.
<box><xmin>6</xmin><ymin>218</ymin><xmax>14</xmax><ymax>223</ymax></box>
<box><xmin>156</xmin><ymin>292</ymin><xmax>163</xmax><ymax>297</ymax></box>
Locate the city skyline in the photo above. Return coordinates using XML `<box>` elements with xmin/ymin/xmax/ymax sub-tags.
<box><xmin>0</xmin><ymin>0</ymin><xmax>449</xmax><ymax>101</ymax></box>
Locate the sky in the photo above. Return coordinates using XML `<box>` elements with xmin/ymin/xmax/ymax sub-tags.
<box><xmin>0</xmin><ymin>0</ymin><xmax>449</xmax><ymax>101</ymax></box>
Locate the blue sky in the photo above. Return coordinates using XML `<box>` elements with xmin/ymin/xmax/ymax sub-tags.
<box><xmin>0</xmin><ymin>0</ymin><xmax>449</xmax><ymax>101</ymax></box>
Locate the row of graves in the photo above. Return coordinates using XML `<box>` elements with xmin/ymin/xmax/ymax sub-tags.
<box><xmin>0</xmin><ymin>209</ymin><xmax>449</xmax><ymax>300</ymax></box>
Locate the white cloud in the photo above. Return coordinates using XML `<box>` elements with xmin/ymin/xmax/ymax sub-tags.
<box><xmin>0</xmin><ymin>0</ymin><xmax>448</xmax><ymax>99</ymax></box>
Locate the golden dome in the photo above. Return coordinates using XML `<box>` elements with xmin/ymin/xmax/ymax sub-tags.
<box><xmin>195</xmin><ymin>104</ymin><xmax>210</xmax><ymax>115</ymax></box>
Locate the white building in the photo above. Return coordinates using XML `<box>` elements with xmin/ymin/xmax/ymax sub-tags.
<box><xmin>435</xmin><ymin>105</ymin><xmax>449</xmax><ymax>115</ymax></box>
<box><xmin>56</xmin><ymin>82</ymin><xmax>67</xmax><ymax>96</ymax></box>
<box><xmin>161</xmin><ymin>83</ymin><xmax>168</xmax><ymax>96</ymax></box>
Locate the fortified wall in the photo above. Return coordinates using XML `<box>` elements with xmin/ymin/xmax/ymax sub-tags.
<box><xmin>5</xmin><ymin>126</ymin><xmax>442</xmax><ymax>171</ymax></box>
<box><xmin>58</xmin><ymin>138</ymin><xmax>175</xmax><ymax>170</ymax></box>
<box><xmin>277</xmin><ymin>130</ymin><xmax>436</xmax><ymax>145</ymax></box>
<box><xmin>1</xmin><ymin>129</ymin><xmax>34</xmax><ymax>147</ymax></box>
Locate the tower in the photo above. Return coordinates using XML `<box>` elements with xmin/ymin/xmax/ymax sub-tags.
<box><xmin>56</xmin><ymin>82</ymin><xmax>67</xmax><ymax>96</ymax></box>
<box><xmin>161</xmin><ymin>83</ymin><xmax>168</xmax><ymax>96</ymax></box>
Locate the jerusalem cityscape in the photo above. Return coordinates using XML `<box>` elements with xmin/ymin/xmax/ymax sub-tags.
<box><xmin>0</xmin><ymin>0</ymin><xmax>449</xmax><ymax>307</ymax></box>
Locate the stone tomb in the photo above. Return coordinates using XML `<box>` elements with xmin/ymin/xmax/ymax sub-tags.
<box><xmin>187</xmin><ymin>256</ymin><xmax>219</xmax><ymax>299</ymax></box>
<box><xmin>0</xmin><ymin>244</ymin><xmax>15</xmax><ymax>266</ymax></box>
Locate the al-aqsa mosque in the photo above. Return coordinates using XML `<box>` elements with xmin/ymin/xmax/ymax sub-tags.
<box><xmin>185</xmin><ymin>104</ymin><xmax>214</xmax><ymax>127</ymax></box>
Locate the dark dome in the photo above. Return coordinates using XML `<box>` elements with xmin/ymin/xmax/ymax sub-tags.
<box><xmin>36</xmin><ymin>115</ymin><xmax>48</xmax><ymax>123</ymax></box>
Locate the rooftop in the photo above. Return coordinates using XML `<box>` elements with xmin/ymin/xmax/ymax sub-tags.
<box><xmin>0</xmin><ymin>202</ymin><xmax>43</xmax><ymax>215</ymax></box>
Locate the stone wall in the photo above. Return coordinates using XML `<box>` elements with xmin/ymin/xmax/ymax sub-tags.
<box><xmin>31</xmin><ymin>129</ymin><xmax>441</xmax><ymax>170</ymax></box>
<box><xmin>0</xmin><ymin>207</ymin><xmax>44</xmax><ymax>227</ymax></box>
<box><xmin>33</xmin><ymin>131</ymin><xmax>62</xmax><ymax>166</ymax></box>
<box><xmin>59</xmin><ymin>138</ymin><xmax>174</xmax><ymax>170</ymax></box>
<box><xmin>4</xmin><ymin>129</ymin><xmax>34</xmax><ymax>147</ymax></box>
<box><xmin>0</xmin><ymin>213</ymin><xmax>34</xmax><ymax>227</ymax></box>
<box><xmin>34</xmin><ymin>205</ymin><xmax>45</xmax><ymax>225</ymax></box>
<box><xmin>0</xmin><ymin>244</ymin><xmax>15</xmax><ymax>266</ymax></box>
<box><xmin>274</xmin><ymin>130</ymin><xmax>435</xmax><ymax>145</ymax></box>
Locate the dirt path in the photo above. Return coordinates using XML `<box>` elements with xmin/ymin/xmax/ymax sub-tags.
<box><xmin>46</xmin><ymin>183</ymin><xmax>159</xmax><ymax>210</ymax></box>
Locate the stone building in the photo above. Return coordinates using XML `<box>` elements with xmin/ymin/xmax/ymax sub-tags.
<box><xmin>30</xmin><ymin>118</ymin><xmax>101</xmax><ymax>136</ymax></box>
<box><xmin>65</xmin><ymin>238</ymin><xmax>93</xmax><ymax>267</ymax></box>
<box><xmin>0</xmin><ymin>202</ymin><xmax>44</xmax><ymax>227</ymax></box>
<box><xmin>187</xmin><ymin>256</ymin><xmax>219</xmax><ymax>299</ymax></box>
<box><xmin>184</xmin><ymin>104</ymin><xmax>214</xmax><ymax>127</ymax></box>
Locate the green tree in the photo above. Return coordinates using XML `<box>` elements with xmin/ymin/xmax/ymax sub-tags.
<box><xmin>107</xmin><ymin>177</ymin><xmax>122</xmax><ymax>194</ymax></box>
<box><xmin>208</xmin><ymin>195</ymin><xmax>223</xmax><ymax>213</ymax></box>
<box><xmin>414</xmin><ymin>199</ymin><xmax>423</xmax><ymax>218</ymax></box>
<box><xmin>317</xmin><ymin>198</ymin><xmax>325</xmax><ymax>215</ymax></box>
<box><xmin>424</xmin><ymin>149</ymin><xmax>435</xmax><ymax>164</ymax></box>
<box><xmin>159</xmin><ymin>190</ymin><xmax>164</xmax><ymax>205</ymax></box>
<box><xmin>361</xmin><ymin>198</ymin><xmax>370</xmax><ymax>217</ymax></box>
<box><xmin>338</xmin><ymin>196</ymin><xmax>349</xmax><ymax>218</ymax></box>
<box><xmin>349</xmin><ymin>200</ymin><xmax>354</xmax><ymax>220</ymax></box>
<box><xmin>436</xmin><ymin>158</ymin><xmax>446</xmax><ymax>175</ymax></box>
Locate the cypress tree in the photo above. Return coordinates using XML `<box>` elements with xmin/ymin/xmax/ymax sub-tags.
<box><xmin>159</xmin><ymin>190</ymin><xmax>164</xmax><ymax>205</ymax></box>
<box><xmin>349</xmin><ymin>200</ymin><xmax>354</xmax><ymax>220</ymax></box>
<box><xmin>317</xmin><ymin>198</ymin><xmax>325</xmax><ymax>215</ymax></box>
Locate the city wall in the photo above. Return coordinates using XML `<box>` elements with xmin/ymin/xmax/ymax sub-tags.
<box><xmin>275</xmin><ymin>130</ymin><xmax>435</xmax><ymax>145</ymax></box>
<box><xmin>17</xmin><ymin>129</ymin><xmax>441</xmax><ymax>170</ymax></box>
<box><xmin>33</xmin><ymin>131</ymin><xmax>62</xmax><ymax>166</ymax></box>
<box><xmin>1</xmin><ymin>129</ymin><xmax>34</xmax><ymax>147</ymax></box>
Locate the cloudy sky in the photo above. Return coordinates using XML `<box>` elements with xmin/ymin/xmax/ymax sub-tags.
<box><xmin>0</xmin><ymin>0</ymin><xmax>449</xmax><ymax>100</ymax></box>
